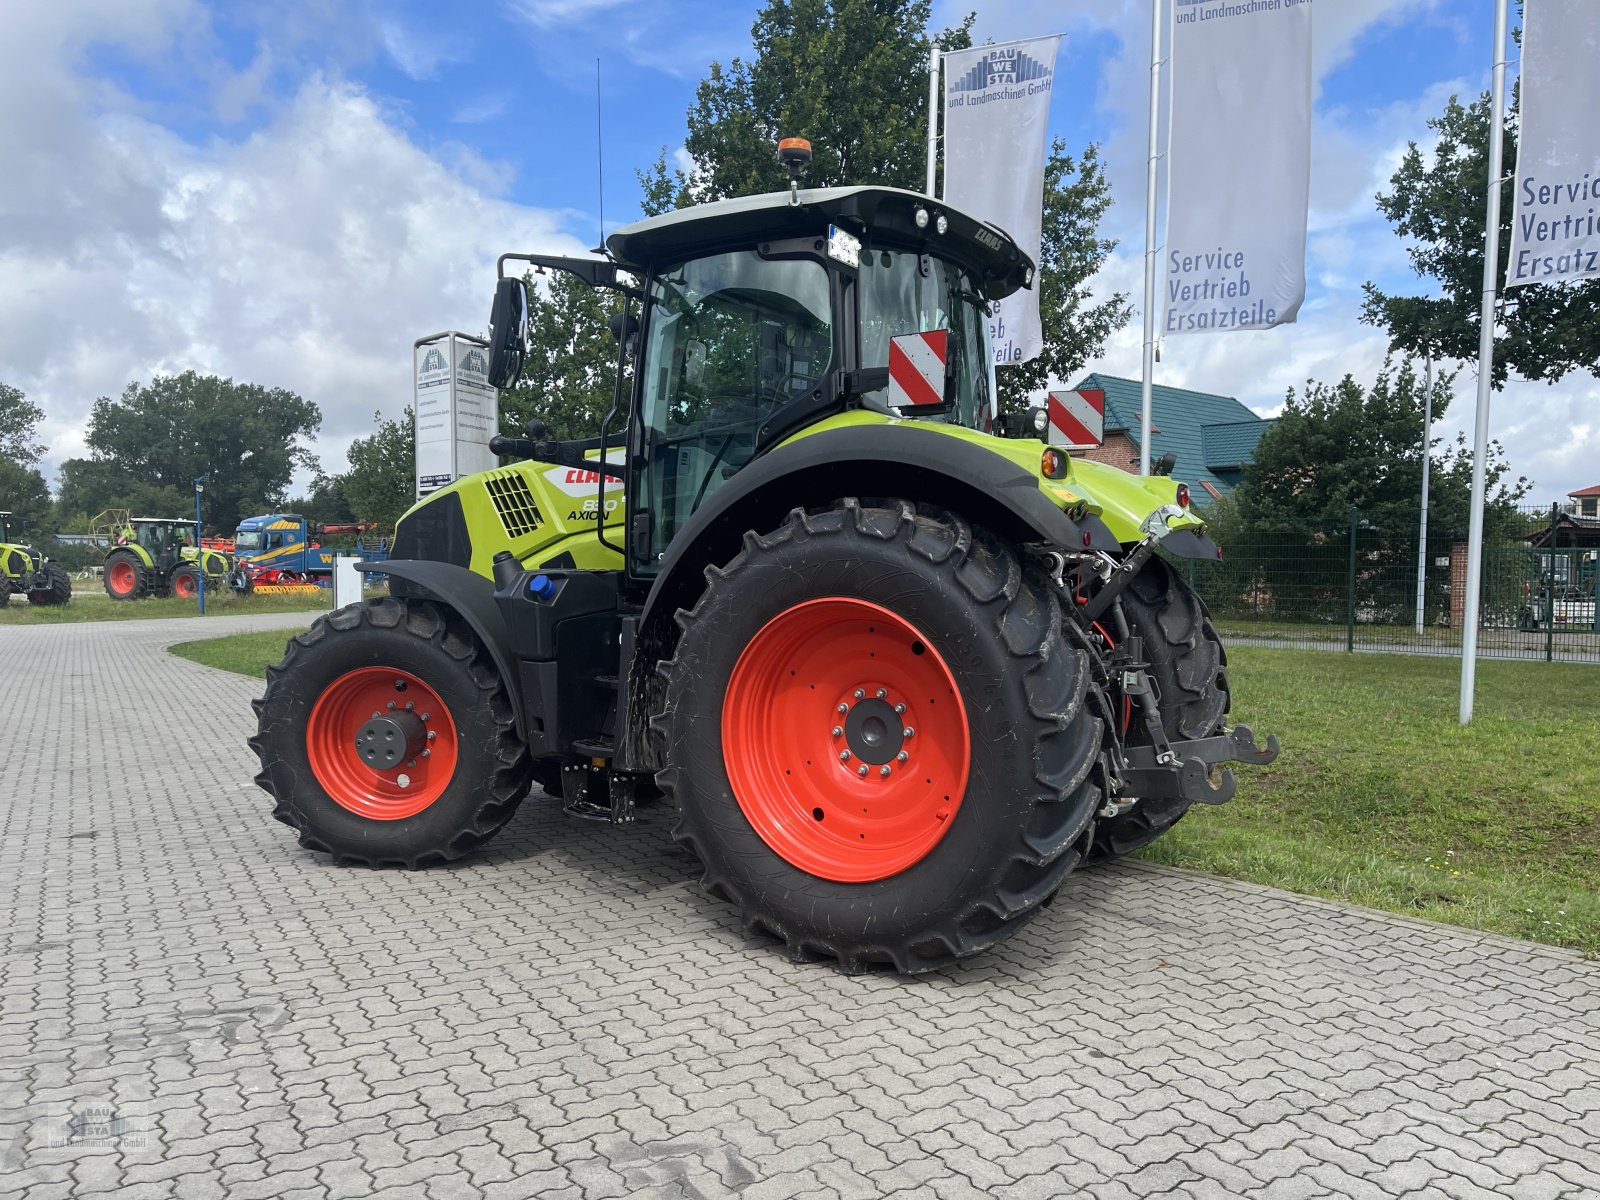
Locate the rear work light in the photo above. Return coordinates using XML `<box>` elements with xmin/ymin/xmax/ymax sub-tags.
<box><xmin>1176</xmin><ymin>483</ymin><xmax>1190</xmax><ymax>509</ymax></box>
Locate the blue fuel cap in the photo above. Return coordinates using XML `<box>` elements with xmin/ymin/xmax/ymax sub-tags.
<box><xmin>527</xmin><ymin>573</ymin><xmax>557</xmax><ymax>601</ymax></box>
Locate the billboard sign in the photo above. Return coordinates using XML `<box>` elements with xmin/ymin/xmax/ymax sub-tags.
<box><xmin>413</xmin><ymin>332</ymin><xmax>499</xmax><ymax>498</ymax></box>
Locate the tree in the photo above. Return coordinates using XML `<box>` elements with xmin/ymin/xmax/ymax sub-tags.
<box><xmin>343</xmin><ymin>408</ymin><xmax>416</xmax><ymax>528</ymax></box>
<box><xmin>1234</xmin><ymin>358</ymin><xmax>1529</xmax><ymax>538</ymax></box>
<box><xmin>500</xmin><ymin>271</ymin><xmax>632</xmax><ymax>442</ymax></box>
<box><xmin>640</xmin><ymin>1</ymin><xmax>972</xmax><ymax>211</ymax></box>
<box><xmin>639</xmin><ymin>0</ymin><xmax>1127</xmax><ymax>414</ymax></box>
<box><xmin>1363</xmin><ymin>89</ymin><xmax>1600</xmax><ymax>387</ymax></box>
<box><xmin>57</xmin><ymin>372</ymin><xmax>321</xmax><ymax>532</ymax></box>
<box><xmin>0</xmin><ymin>458</ymin><xmax>53</xmax><ymax>541</ymax></box>
<box><xmin>0</xmin><ymin>382</ymin><xmax>46</xmax><ymax>467</ymax></box>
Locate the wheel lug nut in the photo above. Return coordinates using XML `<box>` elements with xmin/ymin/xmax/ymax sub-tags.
<box><xmin>421</xmin><ymin>749</ymin><xmax>431</xmax><ymax>758</ymax></box>
<box><xmin>405</xmin><ymin>701</ymin><xmax>414</xmax><ymax>711</ymax></box>
<box><xmin>837</xmin><ymin>703</ymin><xmax>848</xmax><ymax>715</ymax></box>
<box><xmin>839</xmin><ymin>750</ymin><xmax>851</xmax><ymax>761</ymax></box>
<box><xmin>371</xmin><ymin>711</ymin><xmax>381</xmax><ymax>720</ymax></box>
<box><xmin>857</xmin><ymin>765</ymin><xmax>868</xmax><ymax>777</ymax></box>
<box><xmin>875</xmin><ymin>688</ymin><xmax>887</xmax><ymax>700</ymax></box>
<box><xmin>894</xmin><ymin>703</ymin><xmax>906</xmax><ymax>715</ymax></box>
<box><xmin>903</xmin><ymin>727</ymin><xmax>915</xmax><ymax>738</ymax></box>
<box><xmin>897</xmin><ymin>751</ymin><xmax>909</xmax><ymax>763</ymax></box>
<box><xmin>427</xmin><ymin>731</ymin><xmax>437</xmax><ymax>741</ymax></box>
<box><xmin>879</xmin><ymin>766</ymin><xmax>891</xmax><ymax>778</ymax></box>
<box><xmin>420</xmin><ymin>713</ymin><xmax>430</xmax><ymax>722</ymax></box>
<box><xmin>832</xmin><ymin>726</ymin><xmax>843</xmax><ymax>737</ymax></box>
<box><xmin>387</xmin><ymin>701</ymin><xmax>397</xmax><ymax>710</ymax></box>
<box><xmin>853</xmin><ymin>689</ymin><xmax>865</xmax><ymax>700</ymax></box>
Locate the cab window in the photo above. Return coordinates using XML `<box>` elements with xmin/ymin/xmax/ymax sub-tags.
<box><xmin>637</xmin><ymin>250</ymin><xmax>833</xmax><ymax>564</ymax></box>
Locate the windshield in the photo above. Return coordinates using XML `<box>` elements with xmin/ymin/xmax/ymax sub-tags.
<box><xmin>234</xmin><ymin>531</ymin><xmax>263</xmax><ymax>552</ymax></box>
<box><xmin>638</xmin><ymin>249</ymin><xmax>833</xmax><ymax>563</ymax></box>
<box><xmin>857</xmin><ymin>249</ymin><xmax>994</xmax><ymax>432</ymax></box>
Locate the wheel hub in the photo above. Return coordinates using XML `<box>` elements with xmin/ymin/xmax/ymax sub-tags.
<box><xmin>355</xmin><ymin>710</ymin><xmax>428</xmax><ymax>770</ymax></box>
<box><xmin>838</xmin><ymin>692</ymin><xmax>909</xmax><ymax>768</ymax></box>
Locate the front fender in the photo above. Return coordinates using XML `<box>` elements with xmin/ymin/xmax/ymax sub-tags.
<box><xmin>356</xmin><ymin>560</ymin><xmax>526</xmax><ymax>740</ymax></box>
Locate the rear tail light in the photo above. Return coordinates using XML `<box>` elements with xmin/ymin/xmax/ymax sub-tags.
<box><xmin>1176</xmin><ymin>484</ymin><xmax>1190</xmax><ymax>509</ymax></box>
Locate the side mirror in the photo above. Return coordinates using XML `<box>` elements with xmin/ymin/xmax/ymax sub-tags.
<box><xmin>487</xmin><ymin>278</ymin><xmax>528</xmax><ymax>388</ymax></box>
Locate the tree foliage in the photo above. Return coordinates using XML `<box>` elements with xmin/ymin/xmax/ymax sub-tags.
<box><xmin>1233</xmin><ymin>359</ymin><xmax>1529</xmax><ymax>538</ymax></box>
<box><xmin>499</xmin><ymin>271</ymin><xmax>632</xmax><ymax>442</ymax></box>
<box><xmin>1363</xmin><ymin>91</ymin><xmax>1600</xmax><ymax>387</ymax></box>
<box><xmin>639</xmin><ymin>0</ymin><xmax>971</xmax><ymax>212</ymax></box>
<box><xmin>343</xmin><ymin>408</ymin><xmax>416</xmax><ymax>529</ymax></box>
<box><xmin>639</xmin><ymin>0</ymin><xmax>1127</xmax><ymax>412</ymax></box>
<box><xmin>0</xmin><ymin>382</ymin><xmax>46</xmax><ymax>468</ymax></box>
<box><xmin>57</xmin><ymin>372</ymin><xmax>321</xmax><ymax>533</ymax></box>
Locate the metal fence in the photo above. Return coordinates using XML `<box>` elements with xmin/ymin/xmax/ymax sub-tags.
<box><xmin>1179</xmin><ymin>504</ymin><xmax>1600</xmax><ymax>663</ymax></box>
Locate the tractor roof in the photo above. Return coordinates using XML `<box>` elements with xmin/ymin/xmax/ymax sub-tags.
<box><xmin>606</xmin><ymin>186</ymin><xmax>1034</xmax><ymax>300</ymax></box>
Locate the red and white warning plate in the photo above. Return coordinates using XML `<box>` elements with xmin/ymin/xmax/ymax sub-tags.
<box><xmin>1046</xmin><ymin>387</ymin><xmax>1105</xmax><ymax>449</ymax></box>
<box><xmin>887</xmin><ymin>330</ymin><xmax>948</xmax><ymax>410</ymax></box>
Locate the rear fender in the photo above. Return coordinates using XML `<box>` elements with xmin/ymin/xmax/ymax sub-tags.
<box><xmin>356</xmin><ymin>560</ymin><xmax>527</xmax><ymax>741</ymax></box>
<box><xmin>623</xmin><ymin>424</ymin><xmax>1117</xmax><ymax>770</ymax></box>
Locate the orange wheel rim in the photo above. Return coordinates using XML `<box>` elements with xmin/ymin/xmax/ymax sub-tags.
<box><xmin>107</xmin><ymin>560</ymin><xmax>136</xmax><ymax>595</ymax></box>
<box><xmin>722</xmin><ymin>597</ymin><xmax>970</xmax><ymax>883</ymax></box>
<box><xmin>174</xmin><ymin>574</ymin><xmax>196</xmax><ymax>597</ymax></box>
<box><xmin>306</xmin><ymin>667</ymin><xmax>458</xmax><ymax>820</ymax></box>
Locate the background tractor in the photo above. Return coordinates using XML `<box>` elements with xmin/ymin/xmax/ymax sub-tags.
<box><xmin>0</xmin><ymin>511</ymin><xmax>72</xmax><ymax>606</ymax></box>
<box><xmin>93</xmin><ymin>510</ymin><xmax>233</xmax><ymax>601</ymax></box>
<box><xmin>254</xmin><ymin>161</ymin><xmax>1275</xmax><ymax>972</ymax></box>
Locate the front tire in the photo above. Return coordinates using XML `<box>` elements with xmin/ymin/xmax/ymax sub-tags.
<box><xmin>656</xmin><ymin>499</ymin><xmax>1105</xmax><ymax>973</ymax></box>
<box><xmin>27</xmin><ymin>563</ymin><xmax>72</xmax><ymax>606</ymax></box>
<box><xmin>251</xmin><ymin>598</ymin><xmax>532</xmax><ymax>867</ymax></box>
<box><xmin>1087</xmin><ymin>557</ymin><xmax>1229</xmax><ymax>862</ymax></box>
<box><xmin>171</xmin><ymin>565</ymin><xmax>200</xmax><ymax>599</ymax></box>
<box><xmin>104</xmin><ymin>551</ymin><xmax>151</xmax><ymax>601</ymax></box>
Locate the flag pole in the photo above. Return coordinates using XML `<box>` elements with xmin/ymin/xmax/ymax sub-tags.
<box><xmin>1460</xmin><ymin>0</ymin><xmax>1511</xmax><ymax>725</ymax></box>
<box><xmin>926</xmin><ymin>44</ymin><xmax>941</xmax><ymax>196</ymax></box>
<box><xmin>1139</xmin><ymin>0</ymin><xmax>1165</xmax><ymax>476</ymax></box>
<box><xmin>1415</xmin><ymin>354</ymin><xmax>1433</xmax><ymax>636</ymax></box>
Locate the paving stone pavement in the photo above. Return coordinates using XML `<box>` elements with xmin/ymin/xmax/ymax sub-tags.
<box><xmin>2</xmin><ymin>612</ymin><xmax>1599</xmax><ymax>1199</ymax></box>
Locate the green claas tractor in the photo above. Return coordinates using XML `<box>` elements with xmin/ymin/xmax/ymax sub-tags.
<box><xmin>0</xmin><ymin>511</ymin><xmax>72</xmax><ymax>606</ymax></box>
<box><xmin>97</xmin><ymin>513</ymin><xmax>232</xmax><ymax>601</ymax></box>
<box><xmin>254</xmin><ymin>159</ymin><xmax>1276</xmax><ymax>971</ymax></box>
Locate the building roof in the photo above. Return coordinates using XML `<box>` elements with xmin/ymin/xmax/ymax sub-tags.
<box><xmin>1568</xmin><ymin>484</ymin><xmax>1600</xmax><ymax>498</ymax></box>
<box><xmin>1072</xmin><ymin>373</ymin><xmax>1273</xmax><ymax>498</ymax></box>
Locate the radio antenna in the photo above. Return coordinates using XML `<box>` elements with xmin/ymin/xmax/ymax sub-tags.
<box><xmin>595</xmin><ymin>57</ymin><xmax>606</xmax><ymax>255</ymax></box>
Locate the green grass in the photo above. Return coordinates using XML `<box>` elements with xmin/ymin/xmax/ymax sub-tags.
<box><xmin>1139</xmin><ymin>647</ymin><xmax>1600</xmax><ymax>954</ymax></box>
<box><xmin>0</xmin><ymin>584</ymin><xmax>330</xmax><ymax>624</ymax></box>
<box><xmin>169</xmin><ymin>631</ymin><xmax>1600</xmax><ymax>954</ymax></box>
<box><xmin>170</xmin><ymin>629</ymin><xmax>301</xmax><ymax>676</ymax></box>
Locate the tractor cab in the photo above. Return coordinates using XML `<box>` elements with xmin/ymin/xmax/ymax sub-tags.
<box><xmin>481</xmin><ymin>184</ymin><xmax>1031</xmax><ymax>573</ymax></box>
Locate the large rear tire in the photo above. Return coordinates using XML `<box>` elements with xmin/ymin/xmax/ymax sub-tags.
<box><xmin>656</xmin><ymin>499</ymin><xmax>1106</xmax><ymax>973</ymax></box>
<box><xmin>103</xmin><ymin>551</ymin><xmax>151</xmax><ymax>601</ymax></box>
<box><xmin>1087</xmin><ymin>557</ymin><xmax>1229</xmax><ymax>862</ymax></box>
<box><xmin>27</xmin><ymin>563</ymin><xmax>72</xmax><ymax>606</ymax></box>
<box><xmin>250</xmin><ymin>598</ymin><xmax>532</xmax><ymax>867</ymax></box>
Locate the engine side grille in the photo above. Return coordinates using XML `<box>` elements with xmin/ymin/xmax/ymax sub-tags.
<box><xmin>485</xmin><ymin>471</ymin><xmax>545</xmax><ymax>539</ymax></box>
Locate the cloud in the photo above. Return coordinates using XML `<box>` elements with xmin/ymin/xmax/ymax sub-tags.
<box><xmin>0</xmin><ymin>6</ymin><xmax>588</xmax><ymax>489</ymax></box>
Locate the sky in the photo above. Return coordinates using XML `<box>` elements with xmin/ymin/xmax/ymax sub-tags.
<box><xmin>2</xmin><ymin>0</ymin><xmax>1593</xmax><ymax>506</ymax></box>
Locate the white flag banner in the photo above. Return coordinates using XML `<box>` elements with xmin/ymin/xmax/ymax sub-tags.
<box><xmin>1507</xmin><ymin>0</ymin><xmax>1600</xmax><ymax>288</ymax></box>
<box><xmin>942</xmin><ymin>36</ymin><xmax>1061</xmax><ymax>367</ymax></box>
<box><xmin>1165</xmin><ymin>0</ymin><xmax>1312</xmax><ymax>337</ymax></box>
